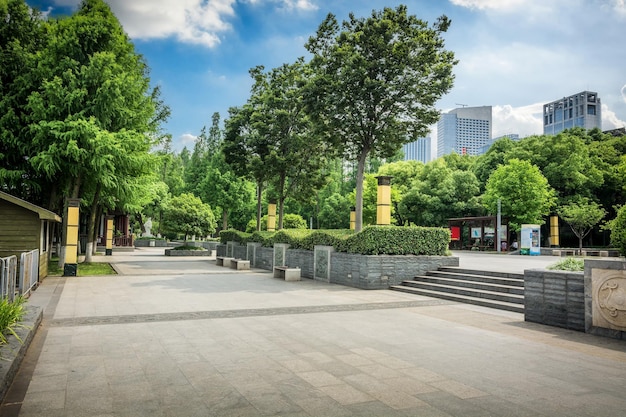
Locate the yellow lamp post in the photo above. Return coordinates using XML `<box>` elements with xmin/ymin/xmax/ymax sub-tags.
<box><xmin>63</xmin><ymin>198</ymin><xmax>80</xmax><ymax>276</ymax></box>
<box><xmin>376</xmin><ymin>176</ymin><xmax>393</xmax><ymax>226</ymax></box>
<box><xmin>267</xmin><ymin>201</ymin><xmax>277</xmax><ymax>232</ymax></box>
<box><xmin>105</xmin><ymin>215</ymin><xmax>114</xmax><ymax>256</ymax></box>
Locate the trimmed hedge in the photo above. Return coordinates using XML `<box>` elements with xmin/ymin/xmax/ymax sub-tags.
<box><xmin>219</xmin><ymin>226</ymin><xmax>449</xmax><ymax>256</ymax></box>
<box><xmin>343</xmin><ymin>226</ymin><xmax>450</xmax><ymax>255</ymax></box>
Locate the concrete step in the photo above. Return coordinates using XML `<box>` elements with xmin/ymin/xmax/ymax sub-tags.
<box><xmin>397</xmin><ymin>280</ymin><xmax>524</xmax><ymax>305</ymax></box>
<box><xmin>408</xmin><ymin>275</ymin><xmax>524</xmax><ymax>295</ymax></box>
<box><xmin>426</xmin><ymin>270</ymin><xmax>524</xmax><ymax>288</ymax></box>
<box><xmin>389</xmin><ymin>285</ymin><xmax>524</xmax><ymax>314</ymax></box>
<box><xmin>437</xmin><ymin>267</ymin><xmax>525</xmax><ymax>282</ymax></box>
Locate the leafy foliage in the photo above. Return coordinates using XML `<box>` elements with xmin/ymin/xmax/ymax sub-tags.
<box><xmin>162</xmin><ymin>193</ymin><xmax>216</xmax><ymax>240</ymax></box>
<box><xmin>558</xmin><ymin>199</ymin><xmax>606</xmax><ymax>252</ymax></box>
<box><xmin>546</xmin><ymin>257</ymin><xmax>584</xmax><ymax>272</ymax></box>
<box><xmin>0</xmin><ymin>296</ymin><xmax>26</xmax><ymax>346</ymax></box>
<box><xmin>305</xmin><ymin>5</ymin><xmax>457</xmax><ymax>231</ymax></box>
<box><xmin>342</xmin><ymin>226</ymin><xmax>450</xmax><ymax>255</ymax></box>
<box><xmin>483</xmin><ymin>159</ymin><xmax>556</xmax><ymax>231</ymax></box>
<box><xmin>609</xmin><ymin>205</ymin><xmax>626</xmax><ymax>256</ymax></box>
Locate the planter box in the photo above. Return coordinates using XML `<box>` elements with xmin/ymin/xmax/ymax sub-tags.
<box><xmin>164</xmin><ymin>249</ymin><xmax>211</xmax><ymax>256</ymax></box>
<box><xmin>135</xmin><ymin>239</ymin><xmax>168</xmax><ymax>247</ymax></box>
<box><xmin>216</xmin><ymin>243</ymin><xmax>458</xmax><ymax>289</ymax></box>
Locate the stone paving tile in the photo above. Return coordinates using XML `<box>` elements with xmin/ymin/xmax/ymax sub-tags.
<box><xmin>429</xmin><ymin>379</ymin><xmax>489</xmax><ymax>400</ymax></box>
<box><xmin>296</xmin><ymin>370</ymin><xmax>343</xmax><ymax>387</ymax></box>
<box><xmin>318</xmin><ymin>383</ymin><xmax>374</xmax><ymax>405</ymax></box>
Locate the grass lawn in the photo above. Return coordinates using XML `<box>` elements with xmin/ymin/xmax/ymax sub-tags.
<box><xmin>48</xmin><ymin>257</ymin><xmax>116</xmax><ymax>276</ymax></box>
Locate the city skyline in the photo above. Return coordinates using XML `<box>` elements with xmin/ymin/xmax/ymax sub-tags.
<box><xmin>25</xmin><ymin>0</ymin><xmax>626</xmax><ymax>151</ymax></box>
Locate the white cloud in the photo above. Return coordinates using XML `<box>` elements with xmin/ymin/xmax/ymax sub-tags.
<box><xmin>449</xmin><ymin>0</ymin><xmax>528</xmax><ymax>11</ymax></box>
<box><xmin>602</xmin><ymin>104</ymin><xmax>626</xmax><ymax>129</ymax></box>
<box><xmin>282</xmin><ymin>0</ymin><xmax>317</xmax><ymax>11</ymax></box>
<box><xmin>492</xmin><ymin>103</ymin><xmax>543</xmax><ymax>138</ymax></box>
<box><xmin>179</xmin><ymin>133</ymin><xmax>198</xmax><ymax>146</ymax></box>
<box><xmin>106</xmin><ymin>0</ymin><xmax>236</xmax><ymax>48</ymax></box>
<box><xmin>622</xmin><ymin>84</ymin><xmax>626</xmax><ymax>103</ymax></box>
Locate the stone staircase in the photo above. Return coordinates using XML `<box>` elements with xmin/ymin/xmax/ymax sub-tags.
<box><xmin>390</xmin><ymin>267</ymin><xmax>525</xmax><ymax>313</ymax></box>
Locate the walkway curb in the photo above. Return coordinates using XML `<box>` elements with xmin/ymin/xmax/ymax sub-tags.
<box><xmin>0</xmin><ymin>306</ymin><xmax>42</xmax><ymax>403</ymax></box>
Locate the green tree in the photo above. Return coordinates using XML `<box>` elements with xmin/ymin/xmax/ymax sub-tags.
<box><xmin>305</xmin><ymin>5</ymin><xmax>457</xmax><ymax>231</ymax></box>
<box><xmin>399</xmin><ymin>158</ymin><xmax>482</xmax><ymax>227</ymax></box>
<box><xmin>608</xmin><ymin>205</ymin><xmax>626</xmax><ymax>256</ymax></box>
<box><xmin>472</xmin><ymin>137</ymin><xmax>516</xmax><ymax>191</ymax></box>
<box><xmin>483</xmin><ymin>159</ymin><xmax>556</xmax><ymax>231</ymax></box>
<box><xmin>248</xmin><ymin>60</ymin><xmax>329</xmax><ymax>229</ymax></box>
<box><xmin>558</xmin><ymin>199</ymin><xmax>606</xmax><ymax>253</ymax></box>
<box><xmin>162</xmin><ymin>193</ymin><xmax>216</xmax><ymax>240</ymax></box>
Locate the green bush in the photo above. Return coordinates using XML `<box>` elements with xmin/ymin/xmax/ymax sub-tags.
<box><xmin>299</xmin><ymin>229</ymin><xmax>354</xmax><ymax>251</ymax></box>
<box><xmin>547</xmin><ymin>257</ymin><xmax>584</xmax><ymax>272</ymax></box>
<box><xmin>610</xmin><ymin>205</ymin><xmax>626</xmax><ymax>256</ymax></box>
<box><xmin>172</xmin><ymin>245</ymin><xmax>205</xmax><ymax>251</ymax></box>
<box><xmin>135</xmin><ymin>236</ymin><xmax>166</xmax><ymax>241</ymax></box>
<box><xmin>219</xmin><ymin>229</ymin><xmax>250</xmax><ymax>244</ymax></box>
<box><xmin>343</xmin><ymin>226</ymin><xmax>450</xmax><ymax>255</ymax></box>
<box><xmin>0</xmin><ymin>296</ymin><xmax>26</xmax><ymax>346</ymax></box>
<box><xmin>245</xmin><ymin>213</ymin><xmax>308</xmax><ymax>233</ymax></box>
<box><xmin>219</xmin><ymin>226</ymin><xmax>450</xmax><ymax>256</ymax></box>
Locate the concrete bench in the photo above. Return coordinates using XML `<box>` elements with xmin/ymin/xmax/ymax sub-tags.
<box><xmin>552</xmin><ymin>250</ymin><xmax>576</xmax><ymax>257</ymax></box>
<box><xmin>216</xmin><ymin>256</ymin><xmax>234</xmax><ymax>267</ymax></box>
<box><xmin>273</xmin><ymin>266</ymin><xmax>301</xmax><ymax>281</ymax></box>
<box><xmin>230</xmin><ymin>259</ymin><xmax>250</xmax><ymax>270</ymax></box>
<box><xmin>581</xmin><ymin>250</ymin><xmax>609</xmax><ymax>257</ymax></box>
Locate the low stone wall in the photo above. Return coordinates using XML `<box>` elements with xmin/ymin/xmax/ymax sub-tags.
<box><xmin>585</xmin><ymin>259</ymin><xmax>626</xmax><ymax>340</ymax></box>
<box><xmin>216</xmin><ymin>243</ymin><xmax>458</xmax><ymax>289</ymax></box>
<box><xmin>135</xmin><ymin>239</ymin><xmax>168</xmax><ymax>247</ymax></box>
<box><xmin>524</xmin><ymin>258</ymin><xmax>626</xmax><ymax>340</ymax></box>
<box><xmin>164</xmin><ymin>249</ymin><xmax>211</xmax><ymax>256</ymax></box>
<box><xmin>524</xmin><ymin>269</ymin><xmax>585</xmax><ymax>331</ymax></box>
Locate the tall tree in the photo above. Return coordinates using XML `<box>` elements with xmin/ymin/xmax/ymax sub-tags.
<box><xmin>248</xmin><ymin>60</ymin><xmax>329</xmax><ymax>229</ymax></box>
<box><xmin>305</xmin><ymin>5</ymin><xmax>457</xmax><ymax>231</ymax></box>
<box><xmin>483</xmin><ymin>159</ymin><xmax>556</xmax><ymax>232</ymax></box>
<box><xmin>558</xmin><ymin>199</ymin><xmax>606</xmax><ymax>254</ymax></box>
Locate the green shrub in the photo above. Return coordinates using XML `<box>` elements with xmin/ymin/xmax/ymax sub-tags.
<box><xmin>245</xmin><ymin>213</ymin><xmax>308</xmax><ymax>233</ymax></box>
<box><xmin>547</xmin><ymin>257</ymin><xmax>584</xmax><ymax>272</ymax></box>
<box><xmin>219</xmin><ymin>229</ymin><xmax>251</xmax><ymax>244</ymax></box>
<box><xmin>0</xmin><ymin>296</ymin><xmax>26</xmax><ymax>346</ymax></box>
<box><xmin>272</xmin><ymin>229</ymin><xmax>312</xmax><ymax>248</ymax></box>
<box><xmin>610</xmin><ymin>205</ymin><xmax>626</xmax><ymax>256</ymax></box>
<box><xmin>343</xmin><ymin>226</ymin><xmax>450</xmax><ymax>255</ymax></box>
<box><xmin>299</xmin><ymin>229</ymin><xmax>354</xmax><ymax>251</ymax></box>
<box><xmin>172</xmin><ymin>245</ymin><xmax>205</xmax><ymax>251</ymax></box>
<box><xmin>135</xmin><ymin>236</ymin><xmax>166</xmax><ymax>240</ymax></box>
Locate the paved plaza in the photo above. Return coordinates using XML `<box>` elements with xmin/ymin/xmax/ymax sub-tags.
<box><xmin>1</xmin><ymin>249</ymin><xmax>625</xmax><ymax>416</ymax></box>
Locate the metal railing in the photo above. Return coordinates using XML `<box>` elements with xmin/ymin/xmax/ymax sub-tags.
<box><xmin>19</xmin><ymin>249</ymin><xmax>39</xmax><ymax>297</ymax></box>
<box><xmin>0</xmin><ymin>256</ymin><xmax>17</xmax><ymax>301</ymax></box>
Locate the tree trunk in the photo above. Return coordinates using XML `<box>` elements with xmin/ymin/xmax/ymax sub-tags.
<box><xmin>256</xmin><ymin>182</ymin><xmax>263</xmax><ymax>231</ymax></box>
<box><xmin>278</xmin><ymin>174</ymin><xmax>286</xmax><ymax>230</ymax></box>
<box><xmin>222</xmin><ymin>210</ymin><xmax>229</xmax><ymax>231</ymax></box>
<box><xmin>84</xmin><ymin>186</ymin><xmax>100</xmax><ymax>263</ymax></box>
<box><xmin>354</xmin><ymin>151</ymin><xmax>368</xmax><ymax>232</ymax></box>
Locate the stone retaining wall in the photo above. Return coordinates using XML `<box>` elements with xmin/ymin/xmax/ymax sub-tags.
<box><xmin>524</xmin><ymin>258</ymin><xmax>626</xmax><ymax>340</ymax></box>
<box><xmin>217</xmin><ymin>243</ymin><xmax>458</xmax><ymax>290</ymax></box>
<box><xmin>524</xmin><ymin>269</ymin><xmax>585</xmax><ymax>331</ymax></box>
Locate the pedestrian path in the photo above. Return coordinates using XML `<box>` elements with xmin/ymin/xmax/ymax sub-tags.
<box><xmin>2</xmin><ymin>248</ymin><xmax>625</xmax><ymax>416</ymax></box>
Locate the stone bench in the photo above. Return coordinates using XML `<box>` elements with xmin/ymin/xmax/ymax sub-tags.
<box><xmin>552</xmin><ymin>250</ymin><xmax>576</xmax><ymax>257</ymax></box>
<box><xmin>273</xmin><ymin>266</ymin><xmax>301</xmax><ymax>281</ymax></box>
<box><xmin>581</xmin><ymin>250</ymin><xmax>609</xmax><ymax>257</ymax></box>
<box><xmin>216</xmin><ymin>256</ymin><xmax>234</xmax><ymax>267</ymax></box>
<box><xmin>230</xmin><ymin>259</ymin><xmax>250</xmax><ymax>270</ymax></box>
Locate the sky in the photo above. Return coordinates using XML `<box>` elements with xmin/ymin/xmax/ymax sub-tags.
<box><xmin>26</xmin><ymin>0</ymin><xmax>626</xmax><ymax>154</ymax></box>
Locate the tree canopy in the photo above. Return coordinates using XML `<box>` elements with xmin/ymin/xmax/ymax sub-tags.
<box><xmin>304</xmin><ymin>5</ymin><xmax>457</xmax><ymax>231</ymax></box>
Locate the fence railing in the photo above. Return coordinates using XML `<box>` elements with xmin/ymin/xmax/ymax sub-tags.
<box><xmin>0</xmin><ymin>256</ymin><xmax>17</xmax><ymax>301</ymax></box>
<box><xmin>19</xmin><ymin>249</ymin><xmax>39</xmax><ymax>297</ymax></box>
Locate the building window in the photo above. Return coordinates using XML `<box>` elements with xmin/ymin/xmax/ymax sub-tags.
<box><xmin>587</xmin><ymin>105</ymin><xmax>596</xmax><ymax>115</ymax></box>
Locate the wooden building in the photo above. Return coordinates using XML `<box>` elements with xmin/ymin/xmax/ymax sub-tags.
<box><xmin>0</xmin><ymin>191</ymin><xmax>61</xmax><ymax>279</ymax></box>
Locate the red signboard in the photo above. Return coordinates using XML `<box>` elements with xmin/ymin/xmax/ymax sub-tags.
<box><xmin>450</xmin><ymin>226</ymin><xmax>460</xmax><ymax>241</ymax></box>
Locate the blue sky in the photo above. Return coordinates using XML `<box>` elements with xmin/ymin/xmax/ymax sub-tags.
<box><xmin>27</xmin><ymin>0</ymin><xmax>626</xmax><ymax>152</ymax></box>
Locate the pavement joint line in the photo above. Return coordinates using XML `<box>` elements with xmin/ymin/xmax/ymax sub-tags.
<box><xmin>47</xmin><ymin>299</ymin><xmax>457</xmax><ymax>327</ymax></box>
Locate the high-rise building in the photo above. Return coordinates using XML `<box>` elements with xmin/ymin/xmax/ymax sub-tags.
<box><xmin>437</xmin><ymin>106</ymin><xmax>492</xmax><ymax>158</ymax></box>
<box><xmin>403</xmin><ymin>137</ymin><xmax>431</xmax><ymax>163</ymax></box>
<box><xmin>543</xmin><ymin>91</ymin><xmax>602</xmax><ymax>135</ymax></box>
